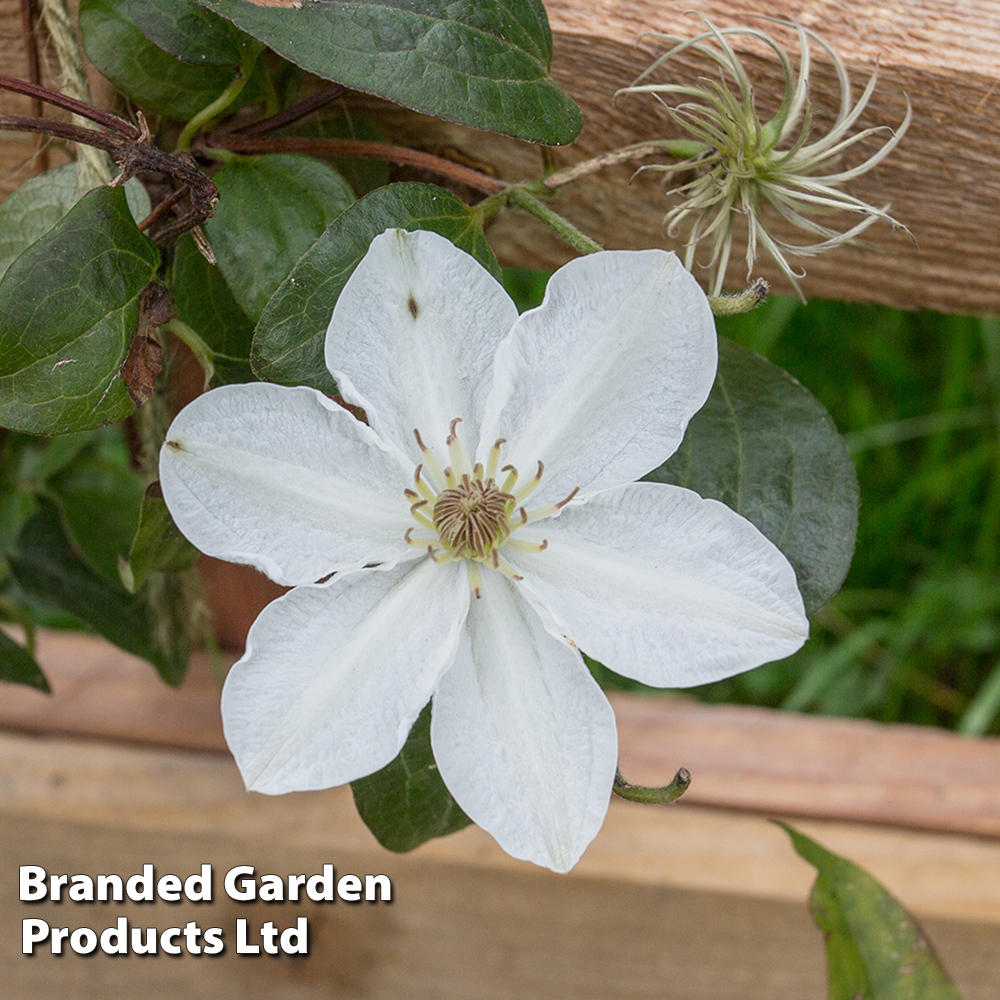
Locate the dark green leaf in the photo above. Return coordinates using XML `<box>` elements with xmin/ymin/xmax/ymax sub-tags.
<box><xmin>172</xmin><ymin>233</ymin><xmax>255</xmax><ymax>384</ymax></box>
<box><xmin>0</xmin><ymin>629</ymin><xmax>49</xmax><ymax>693</ymax></box>
<box><xmin>198</xmin><ymin>0</ymin><xmax>582</xmax><ymax>144</ymax></box>
<box><xmin>120</xmin><ymin>482</ymin><xmax>199</xmax><ymax>593</ymax></box>
<box><xmin>80</xmin><ymin>0</ymin><xmax>242</xmax><ymax>119</ymax></box>
<box><xmin>781</xmin><ymin>824</ymin><xmax>962</xmax><ymax>1000</ymax></box>
<box><xmin>0</xmin><ymin>431</ymin><xmax>97</xmax><ymax>556</ymax></box>
<box><xmin>0</xmin><ymin>186</ymin><xmax>160</xmax><ymax>435</ymax></box>
<box><xmin>0</xmin><ymin>164</ymin><xmax>150</xmax><ymax>283</ymax></box>
<box><xmin>352</xmin><ymin>703</ymin><xmax>472</xmax><ymax>852</ymax></box>
<box><xmin>48</xmin><ymin>455</ymin><xmax>146</xmax><ymax>586</ymax></box>
<box><xmin>646</xmin><ymin>337</ymin><xmax>859</xmax><ymax>614</ymax></box>
<box><xmin>128</xmin><ymin>0</ymin><xmax>258</xmax><ymax>66</ymax></box>
<box><xmin>0</xmin><ymin>491</ymin><xmax>37</xmax><ymax>558</ymax></box>
<box><xmin>24</xmin><ymin>432</ymin><xmax>97</xmax><ymax>482</ymax></box>
<box><xmin>9</xmin><ymin>501</ymin><xmax>186</xmax><ymax>684</ymax></box>
<box><xmin>204</xmin><ymin>154</ymin><xmax>355</xmax><ymax>322</ymax></box>
<box><xmin>252</xmin><ymin>181</ymin><xmax>499</xmax><ymax>391</ymax></box>
<box><xmin>285</xmin><ymin>110</ymin><xmax>392</xmax><ymax>197</ymax></box>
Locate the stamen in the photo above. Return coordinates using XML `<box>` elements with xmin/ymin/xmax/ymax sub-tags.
<box><xmin>485</xmin><ymin>438</ymin><xmax>506</xmax><ymax>481</ymax></box>
<box><xmin>413</xmin><ymin>464</ymin><xmax>436</xmax><ymax>503</ymax></box>
<box><xmin>472</xmin><ymin>462</ymin><xmax>484</xmax><ymax>481</ymax></box>
<box><xmin>405</xmin><ymin>527</ymin><xmax>435</xmax><ymax>548</ymax></box>
<box><xmin>414</xmin><ymin>429</ymin><xmax>446</xmax><ymax>492</ymax></box>
<box><xmin>404</xmin><ymin>488</ymin><xmax>419</xmax><ymax>500</ymax></box>
<box><xmin>409</xmin><ymin>501</ymin><xmax>436</xmax><ymax>531</ymax></box>
<box><xmin>467</xmin><ymin>560</ymin><xmax>483</xmax><ymax>599</ymax></box>
<box><xmin>443</xmin><ymin>465</ymin><xmax>457</xmax><ymax>488</ymax></box>
<box><xmin>506</xmin><ymin>537</ymin><xmax>548</xmax><ymax>554</ymax></box>
<box><xmin>500</xmin><ymin>464</ymin><xmax>519</xmax><ymax>494</ymax></box>
<box><xmin>512</xmin><ymin>460</ymin><xmax>544</xmax><ymax>504</ymax></box>
<box><xmin>428</xmin><ymin>545</ymin><xmax>455</xmax><ymax>565</ymax></box>
<box><xmin>513</xmin><ymin>488</ymin><xmax>580</xmax><ymax>529</ymax></box>
<box><xmin>556</xmin><ymin>486</ymin><xmax>580</xmax><ymax>508</ymax></box>
<box><xmin>491</xmin><ymin>550</ymin><xmax>523</xmax><ymax>580</ymax></box>
<box><xmin>447</xmin><ymin>420</ymin><xmax>473</xmax><ymax>478</ymax></box>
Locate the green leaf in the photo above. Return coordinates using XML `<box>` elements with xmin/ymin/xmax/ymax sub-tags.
<box><xmin>198</xmin><ymin>0</ymin><xmax>582</xmax><ymax>144</ymax></box>
<box><xmin>80</xmin><ymin>0</ymin><xmax>243</xmax><ymax>119</ymax></box>
<box><xmin>120</xmin><ymin>482</ymin><xmax>199</xmax><ymax>593</ymax></box>
<box><xmin>127</xmin><ymin>0</ymin><xmax>259</xmax><ymax>66</ymax></box>
<box><xmin>781</xmin><ymin>824</ymin><xmax>962</xmax><ymax>1000</ymax></box>
<box><xmin>0</xmin><ymin>163</ymin><xmax>150</xmax><ymax>283</ymax></box>
<box><xmin>351</xmin><ymin>703</ymin><xmax>472</xmax><ymax>852</ymax></box>
<box><xmin>0</xmin><ymin>629</ymin><xmax>49</xmax><ymax>693</ymax></box>
<box><xmin>285</xmin><ymin>110</ymin><xmax>392</xmax><ymax>197</ymax></box>
<box><xmin>252</xmin><ymin>181</ymin><xmax>500</xmax><ymax>391</ymax></box>
<box><xmin>204</xmin><ymin>154</ymin><xmax>355</xmax><ymax>322</ymax></box>
<box><xmin>646</xmin><ymin>337</ymin><xmax>859</xmax><ymax>614</ymax></box>
<box><xmin>0</xmin><ymin>186</ymin><xmax>160</xmax><ymax>435</ymax></box>
<box><xmin>8</xmin><ymin>500</ymin><xmax>186</xmax><ymax>685</ymax></box>
<box><xmin>172</xmin><ymin>233</ymin><xmax>255</xmax><ymax>384</ymax></box>
<box><xmin>48</xmin><ymin>455</ymin><xmax>146</xmax><ymax>587</ymax></box>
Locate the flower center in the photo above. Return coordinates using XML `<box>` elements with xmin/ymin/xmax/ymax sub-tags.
<box><xmin>402</xmin><ymin>418</ymin><xmax>578</xmax><ymax>597</ymax></box>
<box><xmin>433</xmin><ymin>477</ymin><xmax>513</xmax><ymax>558</ymax></box>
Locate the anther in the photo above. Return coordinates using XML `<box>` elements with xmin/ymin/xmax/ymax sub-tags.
<box><xmin>556</xmin><ymin>486</ymin><xmax>580</xmax><ymax>508</ymax></box>
<box><xmin>443</xmin><ymin>466</ymin><xmax>457</xmax><ymax>488</ymax></box>
<box><xmin>485</xmin><ymin>439</ymin><xmax>506</xmax><ymax>481</ymax></box>
<box><xmin>500</xmin><ymin>464</ymin><xmax>519</xmax><ymax>493</ymax></box>
<box><xmin>491</xmin><ymin>550</ymin><xmax>523</xmax><ymax>580</ymax></box>
<box><xmin>468</xmin><ymin>560</ymin><xmax>483</xmax><ymax>599</ymax></box>
<box><xmin>513</xmin><ymin>460</ymin><xmax>544</xmax><ymax>504</ymax></box>
<box><xmin>447</xmin><ymin>420</ymin><xmax>473</xmax><ymax>477</ymax></box>
<box><xmin>413</xmin><ymin>429</ymin><xmax>446</xmax><ymax>491</ymax></box>
<box><xmin>413</xmin><ymin>464</ymin><xmax>436</xmax><ymax>503</ymax></box>
<box><xmin>506</xmin><ymin>537</ymin><xmax>548</xmax><ymax>554</ymax></box>
<box><xmin>473</xmin><ymin>462</ymin><xmax>484</xmax><ymax>481</ymax></box>
<box><xmin>404</xmin><ymin>488</ymin><xmax>419</xmax><ymax>500</ymax></box>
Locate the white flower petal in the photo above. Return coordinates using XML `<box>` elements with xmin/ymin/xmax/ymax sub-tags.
<box><xmin>223</xmin><ymin>557</ymin><xmax>469</xmax><ymax>794</ymax></box>
<box><xmin>478</xmin><ymin>250</ymin><xmax>716</xmax><ymax>503</ymax></box>
<box><xmin>431</xmin><ymin>569</ymin><xmax>618</xmax><ymax>873</ymax></box>
<box><xmin>325</xmin><ymin>229</ymin><xmax>519</xmax><ymax>461</ymax></box>
<box><xmin>159</xmin><ymin>382</ymin><xmax>413</xmax><ymax>586</ymax></box>
<box><xmin>512</xmin><ymin>482</ymin><xmax>809</xmax><ymax>687</ymax></box>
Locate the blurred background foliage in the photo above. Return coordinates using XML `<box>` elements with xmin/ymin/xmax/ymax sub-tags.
<box><xmin>503</xmin><ymin>267</ymin><xmax>1000</xmax><ymax>737</ymax></box>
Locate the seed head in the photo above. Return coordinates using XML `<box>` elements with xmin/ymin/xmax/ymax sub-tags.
<box><xmin>618</xmin><ymin>16</ymin><xmax>912</xmax><ymax>299</ymax></box>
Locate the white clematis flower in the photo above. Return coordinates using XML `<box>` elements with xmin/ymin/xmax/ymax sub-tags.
<box><xmin>160</xmin><ymin>229</ymin><xmax>809</xmax><ymax>873</ymax></box>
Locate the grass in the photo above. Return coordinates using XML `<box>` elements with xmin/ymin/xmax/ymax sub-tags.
<box><xmin>503</xmin><ymin>268</ymin><xmax>1000</xmax><ymax>735</ymax></box>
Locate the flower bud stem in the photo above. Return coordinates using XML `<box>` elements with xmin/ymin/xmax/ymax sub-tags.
<box><xmin>613</xmin><ymin>766</ymin><xmax>691</xmax><ymax>805</ymax></box>
<box><xmin>708</xmin><ymin>278</ymin><xmax>770</xmax><ymax>316</ymax></box>
<box><xmin>503</xmin><ymin>187</ymin><xmax>603</xmax><ymax>255</ymax></box>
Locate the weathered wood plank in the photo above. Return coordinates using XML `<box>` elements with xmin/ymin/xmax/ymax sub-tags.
<box><xmin>1</xmin><ymin>729</ymin><xmax>998</xmax><ymax>999</ymax></box>
<box><xmin>4</xmin><ymin>628</ymin><xmax>1000</xmax><ymax>841</ymax></box>
<box><xmin>351</xmin><ymin>0</ymin><xmax>1000</xmax><ymax>313</ymax></box>
<box><xmin>1</xmin><ymin>0</ymin><xmax>996</xmax><ymax>311</ymax></box>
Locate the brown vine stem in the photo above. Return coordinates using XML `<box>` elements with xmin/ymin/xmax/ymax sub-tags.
<box><xmin>232</xmin><ymin>82</ymin><xmax>347</xmax><ymax>136</ymax></box>
<box><xmin>0</xmin><ymin>73</ymin><xmax>140</xmax><ymax>138</ymax></box>
<box><xmin>199</xmin><ymin>133</ymin><xmax>507</xmax><ymax>195</ymax></box>
<box><xmin>0</xmin><ymin>106</ymin><xmax>218</xmax><ymax>245</ymax></box>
